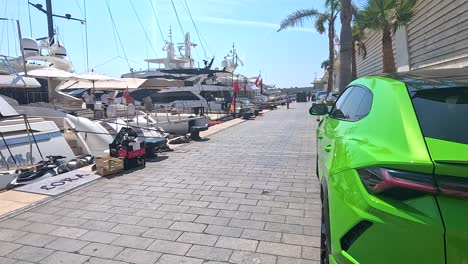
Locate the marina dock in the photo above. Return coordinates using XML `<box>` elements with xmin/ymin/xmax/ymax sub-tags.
<box><xmin>0</xmin><ymin>103</ymin><xmax>320</xmax><ymax>264</ymax></box>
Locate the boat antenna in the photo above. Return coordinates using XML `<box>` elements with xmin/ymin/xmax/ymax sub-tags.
<box><xmin>182</xmin><ymin>0</ymin><xmax>207</xmax><ymax>59</ymax></box>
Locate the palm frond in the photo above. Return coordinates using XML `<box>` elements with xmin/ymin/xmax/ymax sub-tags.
<box><xmin>393</xmin><ymin>0</ymin><xmax>417</xmax><ymax>32</ymax></box>
<box><xmin>278</xmin><ymin>9</ymin><xmax>322</xmax><ymax>32</ymax></box>
<box><xmin>357</xmin><ymin>0</ymin><xmax>389</xmax><ymax>31</ymax></box>
<box><xmin>315</xmin><ymin>14</ymin><xmax>330</xmax><ymax>34</ymax></box>
<box><xmin>325</xmin><ymin>0</ymin><xmax>341</xmax><ymax>14</ymax></box>
<box><xmin>321</xmin><ymin>59</ymin><xmax>330</xmax><ymax>69</ymax></box>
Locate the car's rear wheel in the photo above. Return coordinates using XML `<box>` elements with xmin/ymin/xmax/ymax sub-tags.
<box><xmin>321</xmin><ymin>188</ymin><xmax>331</xmax><ymax>264</ymax></box>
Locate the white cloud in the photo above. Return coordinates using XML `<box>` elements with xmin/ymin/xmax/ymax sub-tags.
<box><xmin>194</xmin><ymin>16</ymin><xmax>317</xmax><ymax>33</ymax></box>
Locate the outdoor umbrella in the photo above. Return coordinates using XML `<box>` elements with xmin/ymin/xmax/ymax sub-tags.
<box><xmin>57</xmin><ymin>78</ymin><xmax>146</xmax><ymax>91</ymax></box>
<box><xmin>74</xmin><ymin>71</ymin><xmax>117</xmax><ymax>92</ymax></box>
<box><xmin>21</xmin><ymin>67</ymin><xmax>76</xmax><ymax>80</ymax></box>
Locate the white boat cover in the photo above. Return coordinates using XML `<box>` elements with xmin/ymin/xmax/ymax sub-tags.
<box><xmin>0</xmin><ymin>96</ymin><xmax>19</xmax><ymax>117</ymax></box>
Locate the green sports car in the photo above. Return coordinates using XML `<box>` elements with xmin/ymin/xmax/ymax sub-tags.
<box><xmin>309</xmin><ymin>69</ymin><xmax>468</xmax><ymax>264</ymax></box>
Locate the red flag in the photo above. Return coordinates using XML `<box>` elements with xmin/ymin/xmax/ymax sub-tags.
<box><xmin>123</xmin><ymin>90</ymin><xmax>133</xmax><ymax>104</ymax></box>
<box><xmin>255</xmin><ymin>76</ymin><xmax>260</xmax><ymax>86</ymax></box>
<box><xmin>233</xmin><ymin>81</ymin><xmax>240</xmax><ymax>95</ymax></box>
<box><xmin>259</xmin><ymin>79</ymin><xmax>263</xmax><ymax>94</ymax></box>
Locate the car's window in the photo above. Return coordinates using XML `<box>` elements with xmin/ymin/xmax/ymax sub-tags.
<box><xmin>355</xmin><ymin>91</ymin><xmax>373</xmax><ymax>119</ymax></box>
<box><xmin>411</xmin><ymin>87</ymin><xmax>468</xmax><ymax>144</ymax></box>
<box><xmin>330</xmin><ymin>86</ymin><xmax>372</xmax><ymax>121</ymax></box>
<box><xmin>330</xmin><ymin>88</ymin><xmax>353</xmax><ymax>119</ymax></box>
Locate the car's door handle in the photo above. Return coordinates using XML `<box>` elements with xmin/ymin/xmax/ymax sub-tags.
<box><xmin>318</xmin><ymin>135</ymin><xmax>323</xmax><ymax>139</ymax></box>
<box><xmin>324</xmin><ymin>145</ymin><xmax>332</xmax><ymax>152</ymax></box>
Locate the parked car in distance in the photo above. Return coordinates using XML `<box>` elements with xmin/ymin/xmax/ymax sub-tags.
<box><xmin>323</xmin><ymin>92</ymin><xmax>339</xmax><ymax>105</ymax></box>
<box><xmin>310</xmin><ymin>69</ymin><xmax>468</xmax><ymax>264</ymax></box>
<box><xmin>314</xmin><ymin>91</ymin><xmax>328</xmax><ymax>101</ymax></box>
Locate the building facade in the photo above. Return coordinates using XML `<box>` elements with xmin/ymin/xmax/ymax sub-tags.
<box><xmin>356</xmin><ymin>0</ymin><xmax>468</xmax><ymax>77</ymax></box>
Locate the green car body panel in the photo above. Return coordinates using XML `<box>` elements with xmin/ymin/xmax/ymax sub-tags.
<box><xmin>425</xmin><ymin>137</ymin><xmax>468</xmax><ymax>264</ymax></box>
<box><xmin>315</xmin><ymin>75</ymin><xmax>468</xmax><ymax>263</ymax></box>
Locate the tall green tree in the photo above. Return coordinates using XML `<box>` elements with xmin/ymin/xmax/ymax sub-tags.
<box><xmin>278</xmin><ymin>0</ymin><xmax>340</xmax><ymax>93</ymax></box>
<box><xmin>351</xmin><ymin>23</ymin><xmax>367</xmax><ymax>79</ymax></box>
<box><xmin>357</xmin><ymin>0</ymin><xmax>417</xmax><ymax>73</ymax></box>
<box><xmin>339</xmin><ymin>0</ymin><xmax>353</xmax><ymax>92</ymax></box>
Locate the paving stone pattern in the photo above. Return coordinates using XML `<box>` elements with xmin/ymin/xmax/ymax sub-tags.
<box><xmin>0</xmin><ymin>103</ymin><xmax>320</xmax><ymax>264</ymax></box>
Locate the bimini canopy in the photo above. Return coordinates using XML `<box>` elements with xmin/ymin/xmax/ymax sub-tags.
<box><xmin>0</xmin><ymin>74</ymin><xmax>41</xmax><ymax>88</ymax></box>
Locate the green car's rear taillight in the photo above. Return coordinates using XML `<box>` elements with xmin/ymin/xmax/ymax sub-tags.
<box><xmin>357</xmin><ymin>168</ymin><xmax>468</xmax><ymax>199</ymax></box>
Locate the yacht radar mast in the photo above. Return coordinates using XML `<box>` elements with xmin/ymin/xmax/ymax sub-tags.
<box><xmin>145</xmin><ymin>28</ymin><xmax>195</xmax><ymax>70</ymax></box>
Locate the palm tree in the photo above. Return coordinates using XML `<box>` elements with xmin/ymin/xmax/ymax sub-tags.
<box><xmin>278</xmin><ymin>0</ymin><xmax>340</xmax><ymax>93</ymax></box>
<box><xmin>321</xmin><ymin>59</ymin><xmax>330</xmax><ymax>72</ymax></box>
<box><xmin>357</xmin><ymin>0</ymin><xmax>417</xmax><ymax>73</ymax></box>
<box><xmin>339</xmin><ymin>0</ymin><xmax>353</xmax><ymax>92</ymax></box>
<box><xmin>351</xmin><ymin>23</ymin><xmax>367</xmax><ymax>79</ymax></box>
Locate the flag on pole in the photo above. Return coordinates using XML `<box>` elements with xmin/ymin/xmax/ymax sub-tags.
<box><xmin>233</xmin><ymin>81</ymin><xmax>240</xmax><ymax>95</ymax></box>
<box><xmin>259</xmin><ymin>79</ymin><xmax>263</xmax><ymax>94</ymax></box>
<box><xmin>229</xmin><ymin>97</ymin><xmax>236</xmax><ymax>113</ymax></box>
<box><xmin>123</xmin><ymin>88</ymin><xmax>133</xmax><ymax>105</ymax></box>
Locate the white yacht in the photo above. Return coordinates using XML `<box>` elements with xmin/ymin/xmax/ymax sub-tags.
<box><xmin>121</xmin><ymin>31</ymin><xmax>238</xmax><ymax>114</ymax></box>
<box><xmin>0</xmin><ymin>97</ymin><xmax>76</xmax><ymax>171</ymax></box>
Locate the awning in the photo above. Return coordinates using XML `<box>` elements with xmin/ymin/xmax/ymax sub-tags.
<box><xmin>145</xmin><ymin>58</ymin><xmax>190</xmax><ymax>64</ymax></box>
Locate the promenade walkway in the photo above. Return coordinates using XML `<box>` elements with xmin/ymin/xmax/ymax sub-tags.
<box><xmin>0</xmin><ymin>102</ymin><xmax>320</xmax><ymax>264</ymax></box>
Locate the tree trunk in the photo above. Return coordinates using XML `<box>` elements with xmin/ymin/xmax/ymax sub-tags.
<box><xmin>382</xmin><ymin>25</ymin><xmax>396</xmax><ymax>73</ymax></box>
<box><xmin>339</xmin><ymin>0</ymin><xmax>353</xmax><ymax>93</ymax></box>
<box><xmin>352</xmin><ymin>42</ymin><xmax>357</xmax><ymax>80</ymax></box>
<box><xmin>327</xmin><ymin>22</ymin><xmax>335</xmax><ymax>93</ymax></box>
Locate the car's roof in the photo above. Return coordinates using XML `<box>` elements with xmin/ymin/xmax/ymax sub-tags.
<box><xmin>379</xmin><ymin>68</ymin><xmax>468</xmax><ymax>92</ymax></box>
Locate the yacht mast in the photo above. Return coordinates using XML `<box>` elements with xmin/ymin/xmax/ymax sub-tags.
<box><xmin>45</xmin><ymin>0</ymin><xmax>54</xmax><ymax>44</ymax></box>
<box><xmin>29</xmin><ymin>0</ymin><xmax>85</xmax><ymax>44</ymax></box>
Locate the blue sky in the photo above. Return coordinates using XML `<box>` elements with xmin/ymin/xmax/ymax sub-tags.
<box><xmin>1</xmin><ymin>0</ymin><xmax>331</xmax><ymax>87</ymax></box>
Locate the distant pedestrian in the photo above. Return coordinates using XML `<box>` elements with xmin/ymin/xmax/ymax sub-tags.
<box><xmin>286</xmin><ymin>93</ymin><xmax>290</xmax><ymax>109</ymax></box>
<box><xmin>143</xmin><ymin>96</ymin><xmax>154</xmax><ymax>112</ymax></box>
<box><xmin>100</xmin><ymin>93</ymin><xmax>109</xmax><ymax>106</ymax></box>
<box><xmin>82</xmin><ymin>90</ymin><xmax>95</xmax><ymax>110</ymax></box>
<box><xmin>100</xmin><ymin>93</ymin><xmax>109</xmax><ymax>116</ymax></box>
<box><xmin>307</xmin><ymin>91</ymin><xmax>311</xmax><ymax>102</ymax></box>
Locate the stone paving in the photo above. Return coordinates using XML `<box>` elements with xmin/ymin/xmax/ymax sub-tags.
<box><xmin>0</xmin><ymin>102</ymin><xmax>319</xmax><ymax>264</ymax></box>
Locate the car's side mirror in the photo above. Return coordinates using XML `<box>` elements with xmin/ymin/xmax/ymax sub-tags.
<box><xmin>309</xmin><ymin>103</ymin><xmax>328</xmax><ymax>116</ymax></box>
